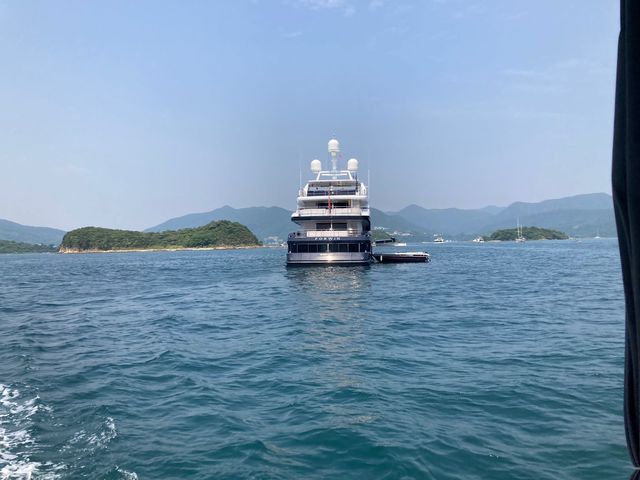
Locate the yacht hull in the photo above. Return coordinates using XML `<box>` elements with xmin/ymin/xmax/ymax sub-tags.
<box><xmin>286</xmin><ymin>252</ymin><xmax>372</xmax><ymax>265</ymax></box>
<box><xmin>286</xmin><ymin>233</ymin><xmax>372</xmax><ymax>266</ymax></box>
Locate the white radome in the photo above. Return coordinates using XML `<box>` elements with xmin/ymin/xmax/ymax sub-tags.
<box><xmin>310</xmin><ymin>159</ymin><xmax>322</xmax><ymax>173</ymax></box>
<box><xmin>328</xmin><ymin>138</ymin><xmax>340</xmax><ymax>154</ymax></box>
<box><xmin>347</xmin><ymin>158</ymin><xmax>358</xmax><ymax>172</ymax></box>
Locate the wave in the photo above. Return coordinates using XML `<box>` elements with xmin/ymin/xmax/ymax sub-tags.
<box><xmin>0</xmin><ymin>384</ymin><xmax>62</xmax><ymax>480</ymax></box>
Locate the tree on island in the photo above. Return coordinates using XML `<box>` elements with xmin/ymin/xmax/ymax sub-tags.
<box><xmin>0</xmin><ymin>240</ymin><xmax>57</xmax><ymax>254</ymax></box>
<box><xmin>60</xmin><ymin>220</ymin><xmax>261</xmax><ymax>252</ymax></box>
<box><xmin>484</xmin><ymin>226</ymin><xmax>569</xmax><ymax>241</ymax></box>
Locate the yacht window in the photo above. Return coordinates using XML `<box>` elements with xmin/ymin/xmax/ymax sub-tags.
<box><xmin>298</xmin><ymin>244</ymin><xmax>308</xmax><ymax>253</ymax></box>
<box><xmin>339</xmin><ymin>244</ymin><xmax>348</xmax><ymax>253</ymax></box>
<box><xmin>308</xmin><ymin>244</ymin><xmax>318</xmax><ymax>253</ymax></box>
<box><xmin>348</xmin><ymin>243</ymin><xmax>359</xmax><ymax>253</ymax></box>
<box><xmin>316</xmin><ymin>223</ymin><xmax>347</xmax><ymax>231</ymax></box>
<box><xmin>329</xmin><ymin>244</ymin><xmax>340</xmax><ymax>253</ymax></box>
<box><xmin>318</xmin><ymin>244</ymin><xmax>327</xmax><ymax>253</ymax></box>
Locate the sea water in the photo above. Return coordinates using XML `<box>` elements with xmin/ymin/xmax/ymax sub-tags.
<box><xmin>0</xmin><ymin>239</ymin><xmax>628</xmax><ymax>479</ymax></box>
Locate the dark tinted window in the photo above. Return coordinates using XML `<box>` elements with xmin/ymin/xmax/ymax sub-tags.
<box><xmin>315</xmin><ymin>222</ymin><xmax>347</xmax><ymax>230</ymax></box>
<box><xmin>349</xmin><ymin>243</ymin><xmax>359</xmax><ymax>252</ymax></box>
<box><xmin>298</xmin><ymin>244</ymin><xmax>308</xmax><ymax>253</ymax></box>
<box><xmin>329</xmin><ymin>243</ymin><xmax>340</xmax><ymax>253</ymax></box>
<box><xmin>318</xmin><ymin>244</ymin><xmax>327</xmax><ymax>252</ymax></box>
<box><xmin>339</xmin><ymin>243</ymin><xmax>348</xmax><ymax>252</ymax></box>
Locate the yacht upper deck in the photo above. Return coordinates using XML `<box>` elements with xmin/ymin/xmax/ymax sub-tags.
<box><xmin>299</xmin><ymin>171</ymin><xmax>367</xmax><ymax>199</ymax></box>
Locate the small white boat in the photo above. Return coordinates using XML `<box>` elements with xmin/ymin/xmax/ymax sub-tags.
<box><xmin>515</xmin><ymin>218</ymin><xmax>525</xmax><ymax>243</ymax></box>
<box><xmin>472</xmin><ymin>236</ymin><xmax>485</xmax><ymax>243</ymax></box>
<box><xmin>433</xmin><ymin>235</ymin><xmax>445</xmax><ymax>243</ymax></box>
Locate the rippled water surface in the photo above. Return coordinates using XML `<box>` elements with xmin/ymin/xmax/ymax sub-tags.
<box><xmin>0</xmin><ymin>240</ymin><xmax>628</xmax><ymax>479</ymax></box>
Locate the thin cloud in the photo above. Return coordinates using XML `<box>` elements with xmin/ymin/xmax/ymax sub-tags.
<box><xmin>344</xmin><ymin>4</ymin><xmax>356</xmax><ymax>16</ymax></box>
<box><xmin>452</xmin><ymin>3</ymin><xmax>486</xmax><ymax>19</ymax></box>
<box><xmin>289</xmin><ymin>0</ymin><xmax>356</xmax><ymax>16</ymax></box>
<box><xmin>369</xmin><ymin>0</ymin><xmax>384</xmax><ymax>12</ymax></box>
<box><xmin>502</xmin><ymin>68</ymin><xmax>555</xmax><ymax>82</ymax></box>
<box><xmin>503</xmin><ymin>57</ymin><xmax>614</xmax><ymax>94</ymax></box>
<box><xmin>423</xmin><ymin>106</ymin><xmax>573</xmax><ymax>121</ymax></box>
<box><xmin>500</xmin><ymin>11</ymin><xmax>528</xmax><ymax>21</ymax></box>
<box><xmin>294</xmin><ymin>0</ymin><xmax>346</xmax><ymax>10</ymax></box>
<box><xmin>282</xmin><ymin>30</ymin><xmax>303</xmax><ymax>38</ymax></box>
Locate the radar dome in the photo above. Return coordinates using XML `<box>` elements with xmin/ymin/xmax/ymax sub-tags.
<box><xmin>347</xmin><ymin>158</ymin><xmax>359</xmax><ymax>172</ymax></box>
<box><xmin>310</xmin><ymin>159</ymin><xmax>322</xmax><ymax>173</ymax></box>
<box><xmin>328</xmin><ymin>138</ymin><xmax>340</xmax><ymax>154</ymax></box>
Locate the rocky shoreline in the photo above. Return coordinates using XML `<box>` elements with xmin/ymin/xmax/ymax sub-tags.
<box><xmin>58</xmin><ymin>245</ymin><xmax>262</xmax><ymax>254</ymax></box>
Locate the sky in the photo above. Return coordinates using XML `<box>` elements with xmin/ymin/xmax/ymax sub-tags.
<box><xmin>0</xmin><ymin>0</ymin><xmax>619</xmax><ymax>231</ymax></box>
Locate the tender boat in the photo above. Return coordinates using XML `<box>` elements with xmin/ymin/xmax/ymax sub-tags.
<box><xmin>372</xmin><ymin>252</ymin><xmax>430</xmax><ymax>263</ymax></box>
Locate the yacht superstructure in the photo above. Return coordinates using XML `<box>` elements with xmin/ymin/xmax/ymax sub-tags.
<box><xmin>286</xmin><ymin>138</ymin><xmax>372</xmax><ymax>265</ymax></box>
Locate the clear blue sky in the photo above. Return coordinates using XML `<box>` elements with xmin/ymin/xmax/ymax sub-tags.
<box><xmin>0</xmin><ymin>0</ymin><xmax>619</xmax><ymax>230</ymax></box>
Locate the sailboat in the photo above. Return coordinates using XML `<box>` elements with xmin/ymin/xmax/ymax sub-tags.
<box><xmin>515</xmin><ymin>218</ymin><xmax>525</xmax><ymax>243</ymax></box>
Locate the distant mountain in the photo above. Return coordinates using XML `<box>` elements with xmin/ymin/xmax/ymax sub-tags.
<box><xmin>478</xmin><ymin>205</ymin><xmax>505</xmax><ymax>215</ymax></box>
<box><xmin>494</xmin><ymin>193</ymin><xmax>612</xmax><ymax>220</ymax></box>
<box><xmin>370</xmin><ymin>208</ymin><xmax>425</xmax><ymax>234</ymax></box>
<box><xmin>0</xmin><ymin>218</ymin><xmax>65</xmax><ymax>246</ymax></box>
<box><xmin>146</xmin><ymin>206</ymin><xmax>293</xmax><ymax>242</ymax></box>
<box><xmin>146</xmin><ymin>193</ymin><xmax>616</xmax><ymax>243</ymax></box>
<box><xmin>148</xmin><ymin>205</ymin><xmax>428</xmax><ymax>243</ymax></box>
<box><xmin>393</xmin><ymin>205</ymin><xmax>494</xmax><ymax>235</ymax></box>
<box><xmin>392</xmin><ymin>193</ymin><xmax>615</xmax><ymax>238</ymax></box>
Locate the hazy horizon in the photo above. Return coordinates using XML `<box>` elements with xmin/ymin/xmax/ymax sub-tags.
<box><xmin>0</xmin><ymin>1</ymin><xmax>619</xmax><ymax>231</ymax></box>
<box><xmin>3</xmin><ymin>190</ymin><xmax>614</xmax><ymax>233</ymax></box>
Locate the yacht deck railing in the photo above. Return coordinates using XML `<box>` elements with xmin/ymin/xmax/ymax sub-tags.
<box><xmin>292</xmin><ymin>207</ymin><xmax>369</xmax><ymax>217</ymax></box>
<box><xmin>288</xmin><ymin>230</ymin><xmax>366</xmax><ymax>238</ymax></box>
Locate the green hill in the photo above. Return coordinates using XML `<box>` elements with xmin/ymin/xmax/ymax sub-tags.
<box><xmin>0</xmin><ymin>218</ymin><xmax>65</xmax><ymax>245</ymax></box>
<box><xmin>0</xmin><ymin>240</ymin><xmax>57</xmax><ymax>254</ymax></box>
<box><xmin>392</xmin><ymin>193</ymin><xmax>614</xmax><ymax>238</ymax></box>
<box><xmin>60</xmin><ymin>220</ymin><xmax>260</xmax><ymax>252</ymax></box>
<box><xmin>145</xmin><ymin>206</ymin><xmax>293</xmax><ymax>243</ymax></box>
<box><xmin>485</xmin><ymin>226</ymin><xmax>569</xmax><ymax>241</ymax></box>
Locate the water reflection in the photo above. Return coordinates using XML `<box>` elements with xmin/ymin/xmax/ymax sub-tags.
<box><xmin>285</xmin><ymin>264</ymin><xmax>370</xmax><ymax>294</ymax></box>
<box><xmin>285</xmin><ymin>265</ymin><xmax>374</xmax><ymax>426</ymax></box>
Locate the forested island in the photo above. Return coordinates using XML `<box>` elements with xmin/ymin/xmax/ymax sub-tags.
<box><xmin>0</xmin><ymin>240</ymin><xmax>57</xmax><ymax>254</ymax></box>
<box><xmin>60</xmin><ymin>220</ymin><xmax>260</xmax><ymax>253</ymax></box>
<box><xmin>484</xmin><ymin>226</ymin><xmax>569</xmax><ymax>241</ymax></box>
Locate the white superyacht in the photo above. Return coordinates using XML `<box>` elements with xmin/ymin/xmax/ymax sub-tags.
<box><xmin>286</xmin><ymin>138</ymin><xmax>372</xmax><ymax>265</ymax></box>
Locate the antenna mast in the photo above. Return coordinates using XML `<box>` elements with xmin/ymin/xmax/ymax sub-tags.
<box><xmin>328</xmin><ymin>138</ymin><xmax>340</xmax><ymax>178</ymax></box>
